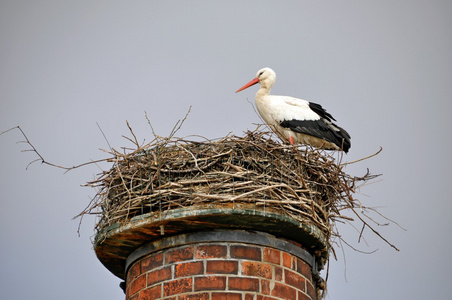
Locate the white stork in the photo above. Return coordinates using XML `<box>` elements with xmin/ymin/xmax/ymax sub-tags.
<box><xmin>236</xmin><ymin>67</ymin><xmax>351</xmax><ymax>153</ymax></box>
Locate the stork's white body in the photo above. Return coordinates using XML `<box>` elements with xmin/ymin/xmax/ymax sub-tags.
<box><xmin>236</xmin><ymin>67</ymin><xmax>351</xmax><ymax>152</ymax></box>
<box><xmin>255</xmin><ymin>93</ymin><xmax>338</xmax><ymax>150</ymax></box>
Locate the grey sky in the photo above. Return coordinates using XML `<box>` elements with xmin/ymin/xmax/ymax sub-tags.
<box><xmin>1</xmin><ymin>1</ymin><xmax>451</xmax><ymax>299</ymax></box>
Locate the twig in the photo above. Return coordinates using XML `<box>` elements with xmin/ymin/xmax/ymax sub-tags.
<box><xmin>144</xmin><ymin>110</ymin><xmax>158</xmax><ymax>139</ymax></box>
<box><xmin>0</xmin><ymin>126</ymin><xmax>20</xmax><ymax>136</ymax></box>
<box><xmin>342</xmin><ymin>147</ymin><xmax>383</xmax><ymax>166</ymax></box>
<box><xmin>339</xmin><ymin>236</ymin><xmax>378</xmax><ymax>255</ymax></box>
<box><xmin>97</xmin><ymin>122</ymin><xmax>113</xmax><ymax>152</ymax></box>
<box><xmin>126</xmin><ymin>120</ymin><xmax>140</xmax><ymax>148</ymax></box>
<box><xmin>168</xmin><ymin>106</ymin><xmax>192</xmax><ymax>139</ymax></box>
<box><xmin>2</xmin><ymin>126</ymin><xmax>110</xmax><ymax>173</ymax></box>
<box><xmin>342</xmin><ymin>188</ymin><xmax>400</xmax><ymax>251</ymax></box>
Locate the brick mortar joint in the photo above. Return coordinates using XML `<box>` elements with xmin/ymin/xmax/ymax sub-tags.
<box><xmin>128</xmin><ymin>240</ymin><xmax>320</xmax><ymax>299</ymax></box>
<box><xmin>131</xmin><ymin>281</ymin><xmax>315</xmax><ymax>300</ymax></box>
<box><xmin>125</xmin><ymin>230</ymin><xmax>322</xmax><ymax>273</ymax></box>
<box><xmin>157</xmin><ymin>291</ymin><xmax>251</xmax><ymax>300</ymax></box>
<box><xmin>142</xmin><ymin>276</ymin><xmax>312</xmax><ymax>296</ymax></box>
<box><xmin>133</xmin><ymin>255</ymin><xmax>315</xmax><ymax>286</ymax></box>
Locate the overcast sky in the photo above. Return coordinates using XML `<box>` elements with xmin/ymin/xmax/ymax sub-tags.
<box><xmin>1</xmin><ymin>1</ymin><xmax>451</xmax><ymax>299</ymax></box>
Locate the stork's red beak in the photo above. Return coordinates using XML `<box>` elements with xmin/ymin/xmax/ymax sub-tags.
<box><xmin>235</xmin><ymin>77</ymin><xmax>259</xmax><ymax>93</ymax></box>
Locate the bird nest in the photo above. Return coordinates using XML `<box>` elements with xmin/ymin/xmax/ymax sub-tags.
<box><xmin>82</xmin><ymin>127</ymin><xmax>385</xmax><ymax>255</ymax></box>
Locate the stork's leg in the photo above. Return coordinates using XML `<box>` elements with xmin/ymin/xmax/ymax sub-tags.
<box><xmin>289</xmin><ymin>136</ymin><xmax>294</xmax><ymax>145</ymax></box>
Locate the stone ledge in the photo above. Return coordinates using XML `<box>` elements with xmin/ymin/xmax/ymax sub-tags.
<box><xmin>94</xmin><ymin>205</ymin><xmax>328</xmax><ymax>279</ymax></box>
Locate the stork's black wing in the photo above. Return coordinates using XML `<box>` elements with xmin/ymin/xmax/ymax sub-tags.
<box><xmin>279</xmin><ymin>102</ymin><xmax>351</xmax><ymax>152</ymax></box>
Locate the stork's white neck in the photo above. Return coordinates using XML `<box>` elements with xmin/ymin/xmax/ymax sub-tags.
<box><xmin>256</xmin><ymin>86</ymin><xmax>271</xmax><ymax>99</ymax></box>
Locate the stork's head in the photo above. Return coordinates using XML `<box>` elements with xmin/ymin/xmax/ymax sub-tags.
<box><xmin>235</xmin><ymin>67</ymin><xmax>276</xmax><ymax>93</ymax></box>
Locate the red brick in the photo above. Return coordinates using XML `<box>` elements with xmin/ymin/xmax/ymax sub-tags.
<box><xmin>165</xmin><ymin>246</ymin><xmax>194</xmax><ymax>264</ymax></box>
<box><xmin>230</xmin><ymin>245</ymin><xmax>261</xmax><ymax>261</ymax></box>
<box><xmin>228</xmin><ymin>277</ymin><xmax>259</xmax><ymax>292</ymax></box>
<box><xmin>128</xmin><ymin>261</ymin><xmax>141</xmax><ymax>285</ymax></box>
<box><xmin>299</xmin><ymin>291</ymin><xmax>312</xmax><ymax>300</ymax></box>
<box><xmin>163</xmin><ymin>278</ymin><xmax>192</xmax><ymax>296</ymax></box>
<box><xmin>241</xmin><ymin>261</ymin><xmax>272</xmax><ymax>279</ymax></box>
<box><xmin>295</xmin><ymin>258</ymin><xmax>311</xmax><ymax>279</ymax></box>
<box><xmin>130</xmin><ymin>274</ymin><xmax>146</xmax><ymax>296</ymax></box>
<box><xmin>147</xmin><ymin>266</ymin><xmax>172</xmax><ymax>286</ymax></box>
<box><xmin>306</xmin><ymin>281</ymin><xmax>316</xmax><ymax>299</ymax></box>
<box><xmin>271</xmin><ymin>282</ymin><xmax>297</xmax><ymax>300</ymax></box>
<box><xmin>275</xmin><ymin>266</ymin><xmax>283</xmax><ymax>281</ymax></box>
<box><xmin>206</xmin><ymin>260</ymin><xmax>238</xmax><ymax>275</ymax></box>
<box><xmin>211</xmin><ymin>292</ymin><xmax>242</xmax><ymax>300</ymax></box>
<box><xmin>261</xmin><ymin>279</ymin><xmax>271</xmax><ymax>294</ymax></box>
<box><xmin>256</xmin><ymin>296</ymin><xmax>279</xmax><ymax>300</ymax></box>
<box><xmin>175</xmin><ymin>261</ymin><xmax>204</xmax><ymax>278</ymax></box>
<box><xmin>179</xmin><ymin>292</ymin><xmax>210</xmax><ymax>300</ymax></box>
<box><xmin>281</xmin><ymin>252</ymin><xmax>293</xmax><ymax>268</ymax></box>
<box><xmin>284</xmin><ymin>269</ymin><xmax>306</xmax><ymax>291</ymax></box>
<box><xmin>138</xmin><ymin>285</ymin><xmax>161</xmax><ymax>299</ymax></box>
<box><xmin>129</xmin><ymin>293</ymin><xmax>139</xmax><ymax>300</ymax></box>
<box><xmin>245</xmin><ymin>294</ymin><xmax>254</xmax><ymax>300</ymax></box>
<box><xmin>194</xmin><ymin>276</ymin><xmax>226</xmax><ymax>291</ymax></box>
<box><xmin>196</xmin><ymin>244</ymin><xmax>227</xmax><ymax>259</ymax></box>
<box><xmin>263</xmin><ymin>248</ymin><xmax>281</xmax><ymax>265</ymax></box>
<box><xmin>141</xmin><ymin>252</ymin><xmax>163</xmax><ymax>272</ymax></box>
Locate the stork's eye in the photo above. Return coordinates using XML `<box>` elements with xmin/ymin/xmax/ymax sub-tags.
<box><xmin>258</xmin><ymin>71</ymin><xmax>264</xmax><ymax>77</ymax></box>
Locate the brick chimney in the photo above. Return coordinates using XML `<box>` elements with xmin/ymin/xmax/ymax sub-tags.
<box><xmin>95</xmin><ymin>206</ymin><xmax>327</xmax><ymax>300</ymax></box>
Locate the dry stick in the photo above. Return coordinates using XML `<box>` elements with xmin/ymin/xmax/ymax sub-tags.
<box><xmin>0</xmin><ymin>126</ymin><xmax>21</xmax><ymax>136</ymax></box>
<box><xmin>114</xmin><ymin>158</ymin><xmax>133</xmax><ymax>200</ymax></box>
<box><xmin>144</xmin><ymin>111</ymin><xmax>158</xmax><ymax>139</ymax></box>
<box><xmin>338</xmin><ymin>214</ymin><xmax>371</xmax><ymax>247</ymax></box>
<box><xmin>73</xmin><ymin>194</ymin><xmax>100</xmax><ymax>236</ymax></box>
<box><xmin>343</xmin><ymin>186</ymin><xmax>400</xmax><ymax>251</ymax></box>
<box><xmin>360</xmin><ymin>209</ymin><xmax>389</xmax><ymax>227</ymax></box>
<box><xmin>168</xmin><ymin>106</ymin><xmax>192</xmax><ymax>140</ymax></box>
<box><xmin>342</xmin><ymin>147</ymin><xmax>383</xmax><ymax>166</ymax></box>
<box><xmin>358</xmin><ymin>223</ymin><xmax>366</xmax><ymax>244</ymax></box>
<box><xmin>96</xmin><ymin>122</ymin><xmax>113</xmax><ymax>152</ymax></box>
<box><xmin>229</xmin><ymin>184</ymin><xmax>287</xmax><ymax>201</ymax></box>
<box><xmin>339</xmin><ymin>235</ymin><xmax>378</xmax><ymax>254</ymax></box>
<box><xmin>125</xmin><ymin>120</ymin><xmax>140</xmax><ymax>148</ymax></box>
<box><xmin>2</xmin><ymin>126</ymin><xmax>112</xmax><ymax>172</ymax></box>
<box><xmin>283</xmin><ymin>205</ymin><xmax>330</xmax><ymax>233</ymax></box>
<box><xmin>366</xmin><ymin>207</ymin><xmax>407</xmax><ymax>231</ymax></box>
